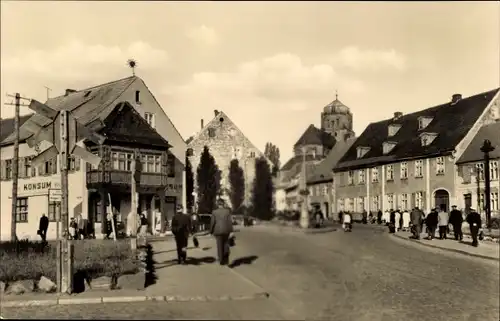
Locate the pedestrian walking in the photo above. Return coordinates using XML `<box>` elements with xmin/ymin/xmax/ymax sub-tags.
<box><xmin>410</xmin><ymin>207</ymin><xmax>423</xmax><ymax>239</ymax></box>
<box><xmin>210</xmin><ymin>199</ymin><xmax>234</xmax><ymax>266</ymax></box>
<box><xmin>449</xmin><ymin>205</ymin><xmax>463</xmax><ymax>241</ymax></box>
<box><xmin>139</xmin><ymin>212</ymin><xmax>148</xmax><ymax>236</ymax></box>
<box><xmin>388</xmin><ymin>210</ymin><xmax>396</xmax><ymax>233</ymax></box>
<box><xmin>466</xmin><ymin>208</ymin><xmax>482</xmax><ymax>247</ymax></box>
<box><xmin>38</xmin><ymin>213</ymin><xmax>49</xmax><ymax>242</ymax></box>
<box><xmin>314</xmin><ymin>206</ymin><xmax>325</xmax><ymax>228</ymax></box>
<box><xmin>426</xmin><ymin>208</ymin><xmax>439</xmax><ymax>240</ymax></box>
<box><xmin>383</xmin><ymin>210</ymin><xmax>390</xmax><ymax>225</ymax></box>
<box><xmin>402</xmin><ymin>209</ymin><xmax>410</xmax><ymax>231</ymax></box>
<box><xmin>171</xmin><ymin>206</ymin><xmax>192</xmax><ymax>264</ymax></box>
<box><xmin>76</xmin><ymin>213</ymin><xmax>85</xmax><ymax>240</ymax></box>
<box><xmin>69</xmin><ymin>218</ymin><xmax>78</xmax><ymax>240</ymax></box>
<box><xmin>377</xmin><ymin>210</ymin><xmax>382</xmax><ymax>225</ymax></box>
<box><xmin>438</xmin><ymin>205</ymin><xmax>449</xmax><ymax>240</ymax></box>
<box><xmin>394</xmin><ymin>210</ymin><xmax>401</xmax><ymax>232</ymax></box>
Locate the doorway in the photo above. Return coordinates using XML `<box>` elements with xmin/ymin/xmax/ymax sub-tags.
<box><xmin>434</xmin><ymin>189</ymin><xmax>450</xmax><ymax>212</ymax></box>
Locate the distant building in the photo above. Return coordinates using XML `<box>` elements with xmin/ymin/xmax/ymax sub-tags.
<box><xmin>0</xmin><ymin>76</ymin><xmax>186</xmax><ymax>241</ymax></box>
<box><xmin>333</xmin><ymin>89</ymin><xmax>500</xmax><ymax>215</ymax></box>
<box><xmin>455</xmin><ymin>122</ymin><xmax>500</xmax><ymax>218</ymax></box>
<box><xmin>187</xmin><ymin>110</ymin><xmax>270</xmax><ymax>209</ymax></box>
<box><xmin>278</xmin><ymin>93</ymin><xmax>356</xmax><ymax>211</ymax></box>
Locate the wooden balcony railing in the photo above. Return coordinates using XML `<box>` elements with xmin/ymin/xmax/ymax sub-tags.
<box><xmin>86</xmin><ymin>170</ymin><xmax>167</xmax><ymax>187</ymax></box>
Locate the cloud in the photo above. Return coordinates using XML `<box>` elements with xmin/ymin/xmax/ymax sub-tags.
<box><xmin>186</xmin><ymin>25</ymin><xmax>219</xmax><ymax>46</ymax></box>
<box><xmin>331</xmin><ymin>46</ymin><xmax>407</xmax><ymax>72</ymax></box>
<box><xmin>165</xmin><ymin>52</ymin><xmax>365</xmax><ymax>113</ymax></box>
<box><xmin>1</xmin><ymin>40</ymin><xmax>169</xmax><ymax>84</ymax></box>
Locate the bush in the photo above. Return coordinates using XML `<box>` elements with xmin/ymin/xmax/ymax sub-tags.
<box><xmin>0</xmin><ymin>239</ymin><xmax>139</xmax><ymax>283</ymax></box>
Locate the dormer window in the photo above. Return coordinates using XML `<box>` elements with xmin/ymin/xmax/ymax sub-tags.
<box><xmin>356</xmin><ymin>146</ymin><xmax>370</xmax><ymax>159</ymax></box>
<box><xmin>382</xmin><ymin>141</ymin><xmax>397</xmax><ymax>155</ymax></box>
<box><xmin>420</xmin><ymin>132</ymin><xmax>438</xmax><ymax>147</ymax></box>
<box><xmin>388</xmin><ymin>124</ymin><xmax>401</xmax><ymax>137</ymax></box>
<box><xmin>418</xmin><ymin>116</ymin><xmax>433</xmax><ymax>130</ymax></box>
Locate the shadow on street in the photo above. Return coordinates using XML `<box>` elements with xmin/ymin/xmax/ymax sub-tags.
<box><xmin>229</xmin><ymin>255</ymin><xmax>259</xmax><ymax>268</ymax></box>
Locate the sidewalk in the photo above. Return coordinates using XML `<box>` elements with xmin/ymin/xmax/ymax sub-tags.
<box><xmin>253</xmin><ymin>221</ymin><xmax>337</xmax><ymax>234</ymax></box>
<box><xmin>1</xmin><ymin>236</ymin><xmax>268</xmax><ymax>307</ymax></box>
<box><xmin>391</xmin><ymin>230</ymin><xmax>499</xmax><ymax>262</ymax></box>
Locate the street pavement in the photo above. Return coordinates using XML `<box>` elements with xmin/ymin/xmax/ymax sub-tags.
<box><xmin>2</xmin><ymin>224</ymin><xmax>499</xmax><ymax>320</ymax></box>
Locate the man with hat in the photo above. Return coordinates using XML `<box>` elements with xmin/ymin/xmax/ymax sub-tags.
<box><xmin>210</xmin><ymin>199</ymin><xmax>234</xmax><ymax>266</ymax></box>
<box><xmin>466</xmin><ymin>208</ymin><xmax>482</xmax><ymax>247</ymax></box>
<box><xmin>171</xmin><ymin>205</ymin><xmax>192</xmax><ymax>264</ymax></box>
<box><xmin>449</xmin><ymin>205</ymin><xmax>463</xmax><ymax>241</ymax></box>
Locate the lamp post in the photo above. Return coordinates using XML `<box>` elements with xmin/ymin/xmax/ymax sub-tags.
<box><xmin>480</xmin><ymin>139</ymin><xmax>495</xmax><ymax>231</ymax></box>
<box><xmin>299</xmin><ymin>147</ymin><xmax>310</xmax><ymax>229</ymax></box>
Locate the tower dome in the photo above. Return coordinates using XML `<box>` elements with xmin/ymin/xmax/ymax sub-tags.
<box><xmin>323</xmin><ymin>92</ymin><xmax>350</xmax><ymax>114</ymax></box>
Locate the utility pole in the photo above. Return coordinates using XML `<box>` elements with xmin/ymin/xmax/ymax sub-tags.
<box><xmin>4</xmin><ymin>93</ymin><xmax>30</xmax><ymax>242</ymax></box>
<box><xmin>299</xmin><ymin>147</ymin><xmax>310</xmax><ymax>229</ymax></box>
<box><xmin>130</xmin><ymin>154</ymin><xmax>138</xmax><ymax>250</ymax></box>
<box><xmin>481</xmin><ymin>139</ymin><xmax>495</xmax><ymax>231</ymax></box>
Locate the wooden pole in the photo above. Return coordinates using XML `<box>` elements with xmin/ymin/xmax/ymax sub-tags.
<box><xmin>130</xmin><ymin>156</ymin><xmax>137</xmax><ymax>250</ymax></box>
<box><xmin>59</xmin><ymin>110</ymin><xmax>71</xmax><ymax>293</ymax></box>
<box><xmin>10</xmin><ymin>93</ymin><xmax>20</xmax><ymax>241</ymax></box>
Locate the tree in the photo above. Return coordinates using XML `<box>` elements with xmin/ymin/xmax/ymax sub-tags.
<box><xmin>251</xmin><ymin>157</ymin><xmax>274</xmax><ymax>220</ymax></box>
<box><xmin>264</xmin><ymin>142</ymin><xmax>280</xmax><ymax>177</ymax></box>
<box><xmin>228</xmin><ymin>159</ymin><xmax>245</xmax><ymax>213</ymax></box>
<box><xmin>185</xmin><ymin>155</ymin><xmax>194</xmax><ymax>213</ymax></box>
<box><xmin>196</xmin><ymin>146</ymin><xmax>220</xmax><ymax>214</ymax></box>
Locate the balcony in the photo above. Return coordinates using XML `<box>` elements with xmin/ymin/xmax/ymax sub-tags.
<box><xmin>86</xmin><ymin>170</ymin><xmax>167</xmax><ymax>188</ymax></box>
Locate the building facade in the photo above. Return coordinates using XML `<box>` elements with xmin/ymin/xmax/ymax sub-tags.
<box><xmin>455</xmin><ymin>122</ymin><xmax>500</xmax><ymax>219</ymax></box>
<box><xmin>0</xmin><ymin>76</ymin><xmax>186</xmax><ymax>241</ymax></box>
<box><xmin>333</xmin><ymin>89</ymin><xmax>500</xmax><ymax>216</ymax></box>
<box><xmin>187</xmin><ymin>110</ymin><xmax>269</xmax><ymax>209</ymax></box>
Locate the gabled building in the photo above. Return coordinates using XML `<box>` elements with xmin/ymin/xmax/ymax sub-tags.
<box><xmin>333</xmin><ymin>89</ymin><xmax>500</xmax><ymax>215</ymax></box>
<box><xmin>455</xmin><ymin>122</ymin><xmax>500</xmax><ymax>218</ymax></box>
<box><xmin>0</xmin><ymin>76</ymin><xmax>186</xmax><ymax>240</ymax></box>
<box><xmin>187</xmin><ymin>110</ymin><xmax>270</xmax><ymax>209</ymax></box>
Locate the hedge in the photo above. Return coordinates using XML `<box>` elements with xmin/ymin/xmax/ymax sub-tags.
<box><xmin>0</xmin><ymin>239</ymin><xmax>139</xmax><ymax>283</ymax></box>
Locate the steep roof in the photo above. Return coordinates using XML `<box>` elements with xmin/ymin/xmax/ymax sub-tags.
<box><xmin>334</xmin><ymin>88</ymin><xmax>500</xmax><ymax>172</ymax></box>
<box><xmin>0</xmin><ymin>114</ymin><xmax>33</xmax><ymax>142</ymax></box>
<box><xmin>293</xmin><ymin>124</ymin><xmax>336</xmax><ymax>149</ymax></box>
<box><xmin>281</xmin><ymin>154</ymin><xmax>323</xmax><ymax>172</ymax></box>
<box><xmin>1</xmin><ymin>76</ymin><xmax>137</xmax><ymax>146</ymax></box>
<box><xmin>456</xmin><ymin>122</ymin><xmax>500</xmax><ymax>164</ymax></box>
<box><xmin>100</xmin><ymin>101</ymin><xmax>171</xmax><ymax>148</ymax></box>
<box><xmin>307</xmin><ymin>137</ymin><xmax>356</xmax><ymax>184</ymax></box>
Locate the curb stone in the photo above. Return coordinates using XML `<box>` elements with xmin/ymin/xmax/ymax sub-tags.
<box><xmin>0</xmin><ymin>292</ymin><xmax>271</xmax><ymax>307</ymax></box>
<box><xmin>392</xmin><ymin>234</ymin><xmax>499</xmax><ymax>262</ymax></box>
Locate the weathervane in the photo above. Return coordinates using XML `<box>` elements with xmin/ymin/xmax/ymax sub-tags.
<box><xmin>335</xmin><ymin>89</ymin><xmax>338</xmax><ymax>100</ymax></box>
<box><xmin>127</xmin><ymin>59</ymin><xmax>137</xmax><ymax>76</ymax></box>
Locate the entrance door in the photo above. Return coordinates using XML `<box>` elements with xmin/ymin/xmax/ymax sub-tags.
<box><xmin>464</xmin><ymin>193</ymin><xmax>472</xmax><ymax>211</ymax></box>
<box><xmin>324</xmin><ymin>202</ymin><xmax>329</xmax><ymax>218</ymax></box>
<box><xmin>434</xmin><ymin>189</ymin><xmax>450</xmax><ymax>212</ymax></box>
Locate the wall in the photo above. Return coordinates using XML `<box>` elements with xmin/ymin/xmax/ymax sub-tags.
<box><xmin>188</xmin><ymin>113</ymin><xmax>267</xmax><ymax>207</ymax></box>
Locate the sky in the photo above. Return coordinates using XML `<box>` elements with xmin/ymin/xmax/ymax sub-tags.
<box><xmin>1</xmin><ymin>1</ymin><xmax>499</xmax><ymax>164</ymax></box>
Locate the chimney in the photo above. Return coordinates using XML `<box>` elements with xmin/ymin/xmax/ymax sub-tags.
<box><xmin>65</xmin><ymin>89</ymin><xmax>77</xmax><ymax>96</ymax></box>
<box><xmin>201</xmin><ymin>119</ymin><xmax>204</xmax><ymax>129</ymax></box>
<box><xmin>393</xmin><ymin>112</ymin><xmax>403</xmax><ymax>121</ymax></box>
<box><xmin>451</xmin><ymin>94</ymin><xmax>462</xmax><ymax>104</ymax></box>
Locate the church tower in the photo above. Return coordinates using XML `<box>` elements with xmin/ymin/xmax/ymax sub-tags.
<box><xmin>321</xmin><ymin>91</ymin><xmax>355</xmax><ymax>141</ymax></box>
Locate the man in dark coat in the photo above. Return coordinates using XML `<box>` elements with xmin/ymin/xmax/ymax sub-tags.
<box><xmin>377</xmin><ymin>210</ymin><xmax>383</xmax><ymax>225</ymax></box>
<box><xmin>210</xmin><ymin>199</ymin><xmax>234</xmax><ymax>266</ymax></box>
<box><xmin>171</xmin><ymin>206</ymin><xmax>192</xmax><ymax>264</ymax></box>
<box><xmin>449</xmin><ymin>205</ymin><xmax>463</xmax><ymax>241</ymax></box>
<box><xmin>388</xmin><ymin>210</ymin><xmax>396</xmax><ymax>233</ymax></box>
<box><xmin>39</xmin><ymin>213</ymin><xmax>49</xmax><ymax>242</ymax></box>
<box><xmin>466</xmin><ymin>208</ymin><xmax>482</xmax><ymax>247</ymax></box>
<box><xmin>410</xmin><ymin>207</ymin><xmax>423</xmax><ymax>239</ymax></box>
<box><xmin>426</xmin><ymin>207</ymin><xmax>439</xmax><ymax>240</ymax></box>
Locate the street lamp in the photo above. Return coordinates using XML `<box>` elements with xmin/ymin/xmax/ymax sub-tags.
<box><xmin>480</xmin><ymin>139</ymin><xmax>495</xmax><ymax>231</ymax></box>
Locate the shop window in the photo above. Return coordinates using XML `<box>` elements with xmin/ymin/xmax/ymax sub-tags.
<box><xmin>48</xmin><ymin>201</ymin><xmax>60</xmax><ymax>222</ymax></box>
<box><xmin>15</xmin><ymin>198</ymin><xmax>28</xmax><ymax>223</ymax></box>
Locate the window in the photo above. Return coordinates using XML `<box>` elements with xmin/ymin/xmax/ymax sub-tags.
<box><xmin>386</xmin><ymin>165</ymin><xmax>394</xmax><ymax>181</ymax></box>
<box><xmin>400</xmin><ymin>193</ymin><xmax>409</xmax><ymax>211</ymax></box>
<box><xmin>48</xmin><ymin>201</ymin><xmax>60</xmax><ymax>222</ymax></box>
<box><xmin>15</xmin><ymin>198</ymin><xmax>28</xmax><ymax>223</ymax></box>
<box><xmin>154</xmin><ymin>155</ymin><xmax>161</xmax><ymax>173</ymax></box>
<box><xmin>415</xmin><ymin>191</ymin><xmax>424</xmax><ymax>210</ymax></box>
<box><xmin>68</xmin><ymin>156</ymin><xmax>80</xmax><ymax>171</ymax></box>
<box><xmin>388</xmin><ymin>125</ymin><xmax>401</xmax><ymax>137</ymax></box>
<box><xmin>308</xmin><ymin>187</ymin><xmax>313</xmax><ymax>196</ymax></box>
<box><xmin>249</xmin><ymin>151</ymin><xmax>256</xmax><ymax>158</ymax></box>
<box><xmin>479</xmin><ymin>193</ymin><xmax>485</xmax><ymax>211</ymax></box>
<box><xmin>338</xmin><ymin>199</ymin><xmax>345</xmax><ymax>212</ymax></box>
<box><xmin>358</xmin><ymin>197</ymin><xmax>365</xmax><ymax>212</ymax></box>
<box><xmin>208</xmin><ymin>128</ymin><xmax>216</xmax><ymax>138</ymax></box>
<box><xmin>348</xmin><ymin>198</ymin><xmax>354</xmax><ymax>212</ymax></box>
<box><xmin>372</xmin><ymin>195</ymin><xmax>380</xmax><ymax>211</ymax></box>
<box><xmin>167</xmin><ymin>153</ymin><xmax>175</xmax><ymax>177</ymax></box>
<box><xmin>135</xmin><ymin>90</ymin><xmax>141</xmax><ymax>104</ymax></box>
<box><xmin>436</xmin><ymin>157</ymin><xmax>445</xmax><ymax>175</ymax></box>
<box><xmin>347</xmin><ymin>171</ymin><xmax>354</xmax><ymax>185</ymax></box>
<box><xmin>414</xmin><ymin>160</ymin><xmax>423</xmax><ymax>178</ymax></box>
<box><xmin>146</xmin><ymin>155</ymin><xmax>155</xmax><ymax>173</ymax></box>
<box><xmin>372</xmin><ymin>167</ymin><xmax>379</xmax><ymax>183</ymax></box>
<box><xmin>491</xmin><ymin>192</ymin><xmax>499</xmax><ymax>211</ymax></box>
<box><xmin>400</xmin><ymin>162</ymin><xmax>408</xmax><ymax>179</ymax></box>
<box><xmin>315</xmin><ymin>185</ymin><xmax>321</xmax><ymax>196</ymax></box>
<box><xmin>5</xmin><ymin>159</ymin><xmax>13</xmax><ymax>179</ymax></box>
<box><xmin>387</xmin><ymin>194</ymin><xmax>394</xmax><ymax>210</ymax></box>
<box><xmin>418</xmin><ymin>117</ymin><xmax>433</xmax><ymax>130</ymax></box>
<box><xmin>22</xmin><ymin>157</ymin><xmax>32</xmax><ymax>178</ymax></box>
<box><xmin>322</xmin><ymin>185</ymin><xmax>328</xmax><ymax>196</ymax></box>
<box><xmin>490</xmin><ymin>161</ymin><xmax>499</xmax><ymax>180</ymax></box>
<box><xmin>144</xmin><ymin>112</ymin><xmax>155</xmax><ymax>128</ymax></box>
<box><xmin>383</xmin><ymin>142</ymin><xmax>396</xmax><ymax>155</ymax></box>
<box><xmin>40</xmin><ymin>158</ymin><xmax>57</xmax><ymax>176</ymax></box>
<box><xmin>475</xmin><ymin>163</ymin><xmax>485</xmax><ymax>181</ymax></box>
<box><xmin>357</xmin><ymin>147</ymin><xmax>370</xmax><ymax>159</ymax></box>
<box><xmin>358</xmin><ymin>170</ymin><xmax>365</xmax><ymax>184</ymax></box>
